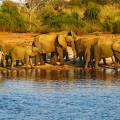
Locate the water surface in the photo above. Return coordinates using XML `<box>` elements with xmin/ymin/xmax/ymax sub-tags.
<box><xmin>0</xmin><ymin>68</ymin><xmax>120</xmax><ymax>120</ymax></box>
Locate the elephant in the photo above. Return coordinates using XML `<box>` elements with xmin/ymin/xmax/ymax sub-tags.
<box><xmin>32</xmin><ymin>31</ymin><xmax>76</xmax><ymax>65</ymax></box>
<box><xmin>10</xmin><ymin>46</ymin><xmax>40</xmax><ymax>68</ymax></box>
<box><xmin>112</xmin><ymin>40</ymin><xmax>120</xmax><ymax>66</ymax></box>
<box><xmin>94</xmin><ymin>37</ymin><xmax>116</xmax><ymax>69</ymax></box>
<box><xmin>75</xmin><ymin>37</ymin><xmax>98</xmax><ymax>69</ymax></box>
<box><xmin>41</xmin><ymin>31</ymin><xmax>77</xmax><ymax>63</ymax></box>
<box><xmin>0</xmin><ymin>42</ymin><xmax>14</xmax><ymax>67</ymax></box>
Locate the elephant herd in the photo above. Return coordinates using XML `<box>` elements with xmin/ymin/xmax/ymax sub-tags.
<box><xmin>0</xmin><ymin>31</ymin><xmax>120</xmax><ymax>69</ymax></box>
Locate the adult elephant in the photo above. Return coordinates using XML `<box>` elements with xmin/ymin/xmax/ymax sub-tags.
<box><xmin>94</xmin><ymin>37</ymin><xmax>116</xmax><ymax>69</ymax></box>
<box><xmin>32</xmin><ymin>31</ymin><xmax>76</xmax><ymax>65</ymax></box>
<box><xmin>49</xmin><ymin>31</ymin><xmax>77</xmax><ymax>61</ymax></box>
<box><xmin>10</xmin><ymin>46</ymin><xmax>40</xmax><ymax>68</ymax></box>
<box><xmin>75</xmin><ymin>37</ymin><xmax>98</xmax><ymax>69</ymax></box>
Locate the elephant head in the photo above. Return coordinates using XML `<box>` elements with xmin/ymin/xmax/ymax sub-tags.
<box><xmin>32</xmin><ymin>36</ymin><xmax>39</xmax><ymax>47</ymax></box>
<box><xmin>57</xmin><ymin>34</ymin><xmax>77</xmax><ymax>58</ymax></box>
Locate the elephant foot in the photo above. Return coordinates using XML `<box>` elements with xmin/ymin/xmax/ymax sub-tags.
<box><xmin>65</xmin><ymin>58</ymin><xmax>70</xmax><ymax>61</ymax></box>
<box><xmin>84</xmin><ymin>65</ymin><xmax>89</xmax><ymax>70</ymax></box>
<box><xmin>51</xmin><ymin>62</ymin><xmax>57</xmax><ymax>65</ymax></box>
<box><xmin>40</xmin><ymin>61</ymin><xmax>45</xmax><ymax>65</ymax></box>
<box><xmin>95</xmin><ymin>66</ymin><xmax>101</xmax><ymax>70</ymax></box>
<box><xmin>26</xmin><ymin>65</ymin><xmax>32</xmax><ymax>68</ymax></box>
<box><xmin>10</xmin><ymin>67</ymin><xmax>14</xmax><ymax>70</ymax></box>
<box><xmin>72</xmin><ymin>60</ymin><xmax>76</xmax><ymax>64</ymax></box>
<box><xmin>114</xmin><ymin>64</ymin><xmax>119</xmax><ymax>69</ymax></box>
<box><xmin>59</xmin><ymin>62</ymin><xmax>64</xmax><ymax>66</ymax></box>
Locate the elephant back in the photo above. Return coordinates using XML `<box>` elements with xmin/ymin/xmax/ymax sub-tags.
<box><xmin>97</xmin><ymin>37</ymin><xmax>114</xmax><ymax>58</ymax></box>
<box><xmin>32</xmin><ymin>34</ymin><xmax>57</xmax><ymax>53</ymax></box>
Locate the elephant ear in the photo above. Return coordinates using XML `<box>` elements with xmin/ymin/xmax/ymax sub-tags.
<box><xmin>58</xmin><ymin>35</ymin><xmax>67</xmax><ymax>49</ymax></box>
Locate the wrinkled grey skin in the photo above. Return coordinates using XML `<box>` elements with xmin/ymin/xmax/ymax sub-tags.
<box><xmin>94</xmin><ymin>37</ymin><xmax>116</xmax><ymax>69</ymax></box>
<box><xmin>32</xmin><ymin>31</ymin><xmax>76</xmax><ymax>65</ymax></box>
<box><xmin>75</xmin><ymin>37</ymin><xmax>98</xmax><ymax>69</ymax></box>
<box><xmin>10</xmin><ymin>46</ymin><xmax>39</xmax><ymax>68</ymax></box>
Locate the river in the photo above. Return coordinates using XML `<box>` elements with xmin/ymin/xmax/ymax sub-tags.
<box><xmin>0</xmin><ymin>68</ymin><xmax>120</xmax><ymax>120</ymax></box>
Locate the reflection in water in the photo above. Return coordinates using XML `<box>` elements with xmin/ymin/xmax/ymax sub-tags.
<box><xmin>0</xmin><ymin>69</ymin><xmax>120</xmax><ymax>80</ymax></box>
<box><xmin>0</xmin><ymin>68</ymin><xmax>120</xmax><ymax>85</ymax></box>
<box><xmin>0</xmin><ymin>68</ymin><xmax>120</xmax><ymax>120</ymax></box>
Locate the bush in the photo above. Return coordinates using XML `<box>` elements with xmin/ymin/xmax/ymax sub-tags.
<box><xmin>83</xmin><ymin>2</ymin><xmax>100</xmax><ymax>22</ymax></box>
<box><xmin>39</xmin><ymin>6</ymin><xmax>85</xmax><ymax>32</ymax></box>
<box><xmin>102</xmin><ymin>14</ymin><xmax>120</xmax><ymax>33</ymax></box>
<box><xmin>103</xmin><ymin>16</ymin><xmax>113</xmax><ymax>32</ymax></box>
<box><xmin>83</xmin><ymin>2</ymin><xmax>101</xmax><ymax>33</ymax></box>
<box><xmin>0</xmin><ymin>1</ymin><xmax>26</xmax><ymax>32</ymax></box>
<box><xmin>112</xmin><ymin>20</ymin><xmax>120</xmax><ymax>34</ymax></box>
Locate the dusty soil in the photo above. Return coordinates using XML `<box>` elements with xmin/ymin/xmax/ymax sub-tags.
<box><xmin>0</xmin><ymin>32</ymin><xmax>120</xmax><ymax>71</ymax></box>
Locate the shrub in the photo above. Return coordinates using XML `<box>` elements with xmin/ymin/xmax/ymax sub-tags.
<box><xmin>112</xmin><ymin>20</ymin><xmax>120</xmax><ymax>34</ymax></box>
<box><xmin>103</xmin><ymin>16</ymin><xmax>113</xmax><ymax>32</ymax></box>
<box><xmin>102</xmin><ymin>14</ymin><xmax>120</xmax><ymax>33</ymax></box>
<box><xmin>39</xmin><ymin>6</ymin><xmax>85</xmax><ymax>32</ymax></box>
<box><xmin>83</xmin><ymin>2</ymin><xmax>100</xmax><ymax>22</ymax></box>
<box><xmin>0</xmin><ymin>1</ymin><xmax>26</xmax><ymax>32</ymax></box>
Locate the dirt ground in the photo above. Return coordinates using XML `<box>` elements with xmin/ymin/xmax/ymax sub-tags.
<box><xmin>0</xmin><ymin>32</ymin><xmax>120</xmax><ymax>71</ymax></box>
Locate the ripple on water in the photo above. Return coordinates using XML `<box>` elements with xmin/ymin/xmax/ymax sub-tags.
<box><xmin>0</xmin><ymin>69</ymin><xmax>120</xmax><ymax>120</ymax></box>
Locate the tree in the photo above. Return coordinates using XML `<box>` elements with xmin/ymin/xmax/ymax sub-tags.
<box><xmin>24</xmin><ymin>0</ymin><xmax>50</xmax><ymax>32</ymax></box>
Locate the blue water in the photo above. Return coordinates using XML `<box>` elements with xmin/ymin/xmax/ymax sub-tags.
<box><xmin>0</xmin><ymin>69</ymin><xmax>120</xmax><ymax>120</ymax></box>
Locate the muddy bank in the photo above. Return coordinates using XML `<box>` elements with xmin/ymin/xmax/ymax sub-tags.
<box><xmin>0</xmin><ymin>62</ymin><xmax>119</xmax><ymax>72</ymax></box>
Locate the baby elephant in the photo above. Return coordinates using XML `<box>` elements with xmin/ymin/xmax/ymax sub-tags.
<box><xmin>10</xmin><ymin>46</ymin><xmax>39</xmax><ymax>68</ymax></box>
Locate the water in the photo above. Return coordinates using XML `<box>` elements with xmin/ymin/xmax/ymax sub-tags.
<box><xmin>0</xmin><ymin>68</ymin><xmax>120</xmax><ymax>120</ymax></box>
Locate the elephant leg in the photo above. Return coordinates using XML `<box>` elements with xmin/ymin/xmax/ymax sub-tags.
<box><xmin>25</xmin><ymin>55</ymin><xmax>29</xmax><ymax>67</ymax></box>
<box><xmin>40</xmin><ymin>54</ymin><xmax>45</xmax><ymax>65</ymax></box>
<box><xmin>11</xmin><ymin>59</ymin><xmax>16</xmax><ymax>68</ymax></box>
<box><xmin>29</xmin><ymin>57</ymin><xmax>33</xmax><ymax>66</ymax></box>
<box><xmin>51</xmin><ymin>52</ymin><xmax>57</xmax><ymax>65</ymax></box>
<box><xmin>43</xmin><ymin>54</ymin><xmax>47</xmax><ymax>63</ymax></box>
<box><xmin>79</xmin><ymin>51</ymin><xmax>85</xmax><ymax>66</ymax></box>
<box><xmin>34</xmin><ymin>55</ymin><xmax>39</xmax><ymax>65</ymax></box>
<box><xmin>57</xmin><ymin>47</ymin><xmax>64</xmax><ymax>65</ymax></box>
<box><xmin>2</xmin><ymin>56</ymin><xmax>6</xmax><ymax>67</ymax></box>
<box><xmin>21</xmin><ymin>59</ymin><xmax>24</xmax><ymax>65</ymax></box>
<box><xmin>94</xmin><ymin>47</ymin><xmax>100</xmax><ymax>69</ymax></box>
<box><xmin>64</xmin><ymin>51</ymin><xmax>70</xmax><ymax>61</ymax></box>
<box><xmin>113</xmin><ymin>55</ymin><xmax>119</xmax><ymax>69</ymax></box>
<box><xmin>85</xmin><ymin>48</ymin><xmax>90</xmax><ymax>69</ymax></box>
<box><xmin>103</xmin><ymin>58</ymin><xmax>106</xmax><ymax>65</ymax></box>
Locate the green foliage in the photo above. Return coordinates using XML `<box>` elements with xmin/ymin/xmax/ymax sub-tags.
<box><xmin>39</xmin><ymin>6</ymin><xmax>85</xmax><ymax>32</ymax></box>
<box><xmin>0</xmin><ymin>0</ymin><xmax>120</xmax><ymax>33</ymax></box>
<box><xmin>83</xmin><ymin>2</ymin><xmax>100</xmax><ymax>22</ymax></box>
<box><xmin>112</xmin><ymin>20</ymin><xmax>120</xmax><ymax>34</ymax></box>
<box><xmin>0</xmin><ymin>0</ymin><xmax>26</xmax><ymax>32</ymax></box>
<box><xmin>83</xmin><ymin>2</ymin><xmax>102</xmax><ymax>33</ymax></box>
<box><xmin>103</xmin><ymin>16</ymin><xmax>113</xmax><ymax>32</ymax></box>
